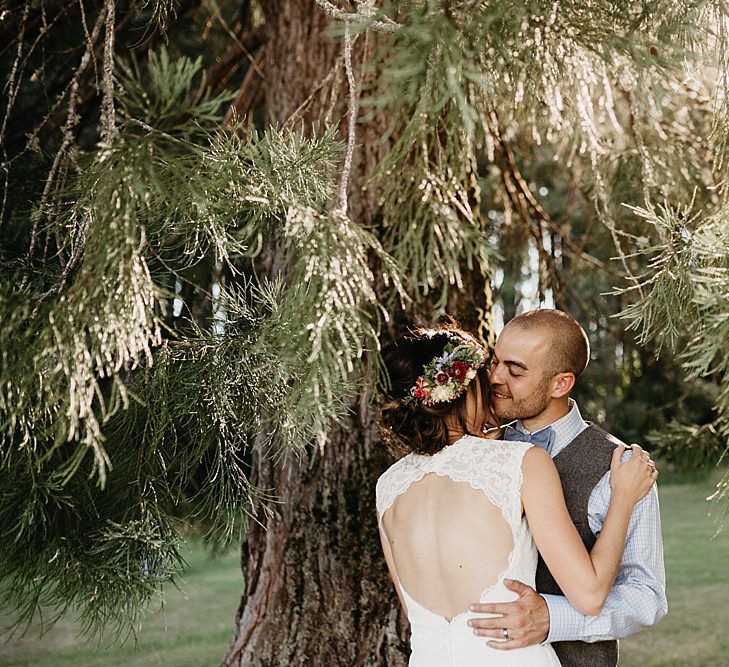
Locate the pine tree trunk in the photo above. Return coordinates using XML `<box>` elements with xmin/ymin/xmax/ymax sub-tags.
<box><xmin>222</xmin><ymin>416</ymin><xmax>410</xmax><ymax>666</ymax></box>
<box><xmin>222</xmin><ymin>3</ymin><xmax>409</xmax><ymax>665</ymax></box>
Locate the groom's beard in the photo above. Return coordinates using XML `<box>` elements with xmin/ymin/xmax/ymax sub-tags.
<box><xmin>492</xmin><ymin>378</ymin><xmax>552</xmax><ymax>422</ymax></box>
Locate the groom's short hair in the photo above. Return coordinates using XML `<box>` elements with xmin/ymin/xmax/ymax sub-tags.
<box><xmin>506</xmin><ymin>309</ymin><xmax>590</xmax><ymax>378</ymax></box>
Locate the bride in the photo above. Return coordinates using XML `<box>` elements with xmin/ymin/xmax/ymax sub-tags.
<box><xmin>376</xmin><ymin>326</ymin><xmax>657</xmax><ymax>666</ymax></box>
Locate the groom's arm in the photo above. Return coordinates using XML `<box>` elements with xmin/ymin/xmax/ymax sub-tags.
<box><xmin>469</xmin><ymin>480</ymin><xmax>666</xmax><ymax>648</ymax></box>
<box><xmin>543</xmin><ymin>481</ymin><xmax>667</xmax><ymax>643</ymax></box>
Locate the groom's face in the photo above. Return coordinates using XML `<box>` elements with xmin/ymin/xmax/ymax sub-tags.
<box><xmin>489</xmin><ymin>325</ymin><xmax>554</xmax><ymax>422</ymax></box>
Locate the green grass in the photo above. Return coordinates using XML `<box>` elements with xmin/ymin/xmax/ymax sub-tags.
<box><xmin>0</xmin><ymin>543</ymin><xmax>243</xmax><ymax>667</ymax></box>
<box><xmin>619</xmin><ymin>469</ymin><xmax>729</xmax><ymax>667</ymax></box>
<box><xmin>1</xmin><ymin>472</ymin><xmax>728</xmax><ymax>666</ymax></box>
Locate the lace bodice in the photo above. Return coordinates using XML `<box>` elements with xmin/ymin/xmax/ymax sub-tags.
<box><xmin>375</xmin><ymin>436</ymin><xmax>561</xmax><ymax>667</ymax></box>
<box><xmin>376</xmin><ymin>436</ymin><xmax>529</xmax><ymax>528</ymax></box>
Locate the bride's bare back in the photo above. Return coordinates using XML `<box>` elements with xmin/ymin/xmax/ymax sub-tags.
<box><xmin>376</xmin><ymin>436</ymin><xmax>567</xmax><ymax>666</ymax></box>
<box><xmin>381</xmin><ymin>473</ymin><xmax>515</xmax><ymax>621</ymax></box>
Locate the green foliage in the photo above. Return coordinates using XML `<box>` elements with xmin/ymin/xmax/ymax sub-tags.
<box><xmin>0</xmin><ymin>34</ymin><xmax>402</xmax><ymax>637</ymax></box>
<box><xmin>0</xmin><ymin>453</ymin><xmax>184</xmax><ymax>639</ymax></box>
<box><xmin>118</xmin><ymin>47</ymin><xmax>234</xmax><ymax>131</ymax></box>
<box><xmin>616</xmin><ymin>202</ymin><xmax>700</xmax><ymax>353</ymax></box>
<box><xmin>375</xmin><ymin>103</ymin><xmax>491</xmax><ymax>311</ymax></box>
<box><xmin>647</xmin><ymin>421</ymin><xmax>727</xmax><ymax>474</ymax></box>
<box><xmin>616</xmin><ymin>204</ymin><xmax>729</xmax><ymax>507</ymax></box>
<box><xmin>0</xmin><ymin>56</ymin><xmax>239</xmax><ymax>485</ymax></box>
<box><xmin>379</xmin><ymin>1</ymin><xmax>705</xmax><ymax>143</ymax></box>
<box><xmin>276</xmin><ymin>205</ymin><xmax>404</xmax><ymax>445</ymax></box>
<box><xmin>3</xmin><ymin>0</ymin><xmax>729</xmax><ymax>645</ymax></box>
<box><xmin>200</xmin><ymin>125</ymin><xmax>343</xmax><ymax>244</ymax></box>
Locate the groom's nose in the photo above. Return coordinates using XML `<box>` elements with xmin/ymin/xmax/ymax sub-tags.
<box><xmin>489</xmin><ymin>361</ymin><xmax>506</xmax><ymax>385</ymax></box>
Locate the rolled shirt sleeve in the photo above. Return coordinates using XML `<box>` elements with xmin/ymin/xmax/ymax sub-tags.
<box><xmin>544</xmin><ymin>469</ymin><xmax>667</xmax><ymax>643</ymax></box>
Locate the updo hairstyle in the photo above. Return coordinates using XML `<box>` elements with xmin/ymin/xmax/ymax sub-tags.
<box><xmin>379</xmin><ymin>327</ymin><xmax>492</xmax><ymax>457</ymax></box>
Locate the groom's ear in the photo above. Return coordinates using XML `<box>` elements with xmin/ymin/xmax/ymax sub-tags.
<box><xmin>550</xmin><ymin>372</ymin><xmax>575</xmax><ymax>399</ymax></box>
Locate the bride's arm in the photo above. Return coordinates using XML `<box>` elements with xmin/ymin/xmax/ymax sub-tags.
<box><xmin>376</xmin><ymin>511</ymin><xmax>409</xmax><ymax>615</ymax></box>
<box><xmin>521</xmin><ymin>444</ymin><xmax>656</xmax><ymax>617</ymax></box>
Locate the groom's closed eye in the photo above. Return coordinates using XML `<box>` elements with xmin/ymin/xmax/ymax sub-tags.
<box><xmin>504</xmin><ymin>362</ymin><xmax>528</xmax><ymax>376</ymax></box>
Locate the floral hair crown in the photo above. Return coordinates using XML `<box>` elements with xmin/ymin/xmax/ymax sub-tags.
<box><xmin>405</xmin><ymin>334</ymin><xmax>487</xmax><ymax>406</ymax></box>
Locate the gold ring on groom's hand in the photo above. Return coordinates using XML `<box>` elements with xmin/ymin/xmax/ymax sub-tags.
<box><xmin>502</xmin><ymin>628</ymin><xmax>509</xmax><ymax>640</ymax></box>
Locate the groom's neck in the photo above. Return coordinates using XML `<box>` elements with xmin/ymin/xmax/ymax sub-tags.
<box><xmin>520</xmin><ymin>397</ymin><xmax>571</xmax><ymax>433</ymax></box>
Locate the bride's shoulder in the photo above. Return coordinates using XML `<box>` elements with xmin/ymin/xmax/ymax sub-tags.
<box><xmin>376</xmin><ymin>453</ymin><xmax>415</xmax><ymax>487</ymax></box>
<box><xmin>375</xmin><ymin>453</ymin><xmax>421</xmax><ymax>511</ymax></box>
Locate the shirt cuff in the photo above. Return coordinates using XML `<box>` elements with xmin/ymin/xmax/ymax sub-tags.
<box><xmin>542</xmin><ymin>594</ymin><xmax>584</xmax><ymax>643</ymax></box>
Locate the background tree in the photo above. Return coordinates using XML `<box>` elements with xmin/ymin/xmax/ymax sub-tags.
<box><xmin>1</xmin><ymin>1</ymin><xmax>728</xmax><ymax>666</ymax></box>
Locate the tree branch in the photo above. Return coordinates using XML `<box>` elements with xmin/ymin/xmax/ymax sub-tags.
<box><xmin>26</xmin><ymin>4</ymin><xmax>108</xmax><ymax>261</ymax></box>
<box><xmin>203</xmin><ymin>25</ymin><xmax>267</xmax><ymax>94</ymax></box>
<box><xmin>312</xmin><ymin>0</ymin><xmax>400</xmax><ymax>33</ymax></box>
<box><xmin>337</xmin><ymin>23</ymin><xmax>357</xmax><ymax>213</ymax></box>
<box><xmin>99</xmin><ymin>0</ymin><xmax>117</xmax><ymax>148</ymax></box>
<box><xmin>222</xmin><ymin>49</ymin><xmax>265</xmax><ymax>129</ymax></box>
<box><xmin>0</xmin><ymin>1</ymin><xmax>29</xmax><ymax>226</ymax></box>
<box><xmin>488</xmin><ymin>109</ymin><xmax>626</xmax><ymax>280</ymax></box>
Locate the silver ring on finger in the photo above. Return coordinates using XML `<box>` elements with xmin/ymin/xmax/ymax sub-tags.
<box><xmin>502</xmin><ymin>628</ymin><xmax>509</xmax><ymax>640</ymax></box>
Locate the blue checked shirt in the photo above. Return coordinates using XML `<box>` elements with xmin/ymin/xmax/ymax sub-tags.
<box><xmin>508</xmin><ymin>401</ymin><xmax>668</xmax><ymax>643</ymax></box>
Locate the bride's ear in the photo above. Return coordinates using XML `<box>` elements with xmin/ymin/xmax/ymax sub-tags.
<box><xmin>550</xmin><ymin>372</ymin><xmax>575</xmax><ymax>399</ymax></box>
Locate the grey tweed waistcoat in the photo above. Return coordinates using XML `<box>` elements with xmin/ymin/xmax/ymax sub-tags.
<box><xmin>535</xmin><ymin>424</ymin><xmax>622</xmax><ymax>667</ymax></box>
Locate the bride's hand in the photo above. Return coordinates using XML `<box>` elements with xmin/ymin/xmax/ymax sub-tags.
<box><xmin>609</xmin><ymin>443</ymin><xmax>658</xmax><ymax>505</ymax></box>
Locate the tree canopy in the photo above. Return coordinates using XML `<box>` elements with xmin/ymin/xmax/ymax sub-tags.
<box><xmin>1</xmin><ymin>0</ymin><xmax>728</xmax><ymax>644</ymax></box>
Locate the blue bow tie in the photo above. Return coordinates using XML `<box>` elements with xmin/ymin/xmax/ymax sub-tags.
<box><xmin>503</xmin><ymin>425</ymin><xmax>555</xmax><ymax>453</ymax></box>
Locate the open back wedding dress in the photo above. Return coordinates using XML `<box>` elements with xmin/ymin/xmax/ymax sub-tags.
<box><xmin>376</xmin><ymin>436</ymin><xmax>561</xmax><ymax>666</ymax></box>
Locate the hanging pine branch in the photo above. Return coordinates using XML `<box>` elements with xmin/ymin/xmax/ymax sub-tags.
<box><xmin>0</xmin><ymin>22</ymin><xmax>401</xmax><ymax>636</ymax></box>
<box><xmin>2</xmin><ymin>1</ymin><xmax>729</xmax><ymax>657</ymax></box>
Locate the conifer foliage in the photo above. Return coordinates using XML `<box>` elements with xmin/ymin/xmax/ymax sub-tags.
<box><xmin>1</xmin><ymin>0</ymin><xmax>728</xmax><ymax>651</ymax></box>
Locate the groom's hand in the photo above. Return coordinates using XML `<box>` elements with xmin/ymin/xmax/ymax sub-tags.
<box><xmin>467</xmin><ymin>579</ymin><xmax>549</xmax><ymax>650</ymax></box>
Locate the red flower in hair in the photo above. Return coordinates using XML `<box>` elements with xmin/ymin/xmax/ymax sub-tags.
<box><xmin>436</xmin><ymin>372</ymin><xmax>449</xmax><ymax>384</ymax></box>
<box><xmin>412</xmin><ymin>376</ymin><xmax>430</xmax><ymax>400</ymax></box>
<box><xmin>450</xmin><ymin>361</ymin><xmax>469</xmax><ymax>382</ymax></box>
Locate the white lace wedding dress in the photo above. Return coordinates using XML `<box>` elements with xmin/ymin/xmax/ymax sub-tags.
<box><xmin>376</xmin><ymin>436</ymin><xmax>561</xmax><ymax>666</ymax></box>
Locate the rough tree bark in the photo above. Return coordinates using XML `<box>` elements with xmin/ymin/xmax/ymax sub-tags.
<box><xmin>222</xmin><ymin>3</ymin><xmax>411</xmax><ymax>665</ymax></box>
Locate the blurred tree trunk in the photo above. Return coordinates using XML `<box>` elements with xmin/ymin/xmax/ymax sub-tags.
<box><xmin>223</xmin><ymin>2</ymin><xmax>409</xmax><ymax>664</ymax></box>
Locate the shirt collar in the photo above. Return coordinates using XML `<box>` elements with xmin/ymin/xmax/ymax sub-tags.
<box><xmin>511</xmin><ymin>399</ymin><xmax>588</xmax><ymax>457</ymax></box>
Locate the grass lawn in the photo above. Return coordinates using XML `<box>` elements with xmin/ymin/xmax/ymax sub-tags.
<box><xmin>0</xmin><ymin>544</ymin><xmax>243</xmax><ymax>667</ymax></box>
<box><xmin>1</xmin><ymin>471</ymin><xmax>727</xmax><ymax>666</ymax></box>
<box><xmin>619</xmin><ymin>469</ymin><xmax>729</xmax><ymax>667</ymax></box>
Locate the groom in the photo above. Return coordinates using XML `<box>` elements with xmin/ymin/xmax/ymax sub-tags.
<box><xmin>469</xmin><ymin>309</ymin><xmax>667</xmax><ymax>667</ymax></box>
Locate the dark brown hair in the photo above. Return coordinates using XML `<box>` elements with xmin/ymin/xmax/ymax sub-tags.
<box><xmin>378</xmin><ymin>326</ymin><xmax>493</xmax><ymax>457</ymax></box>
